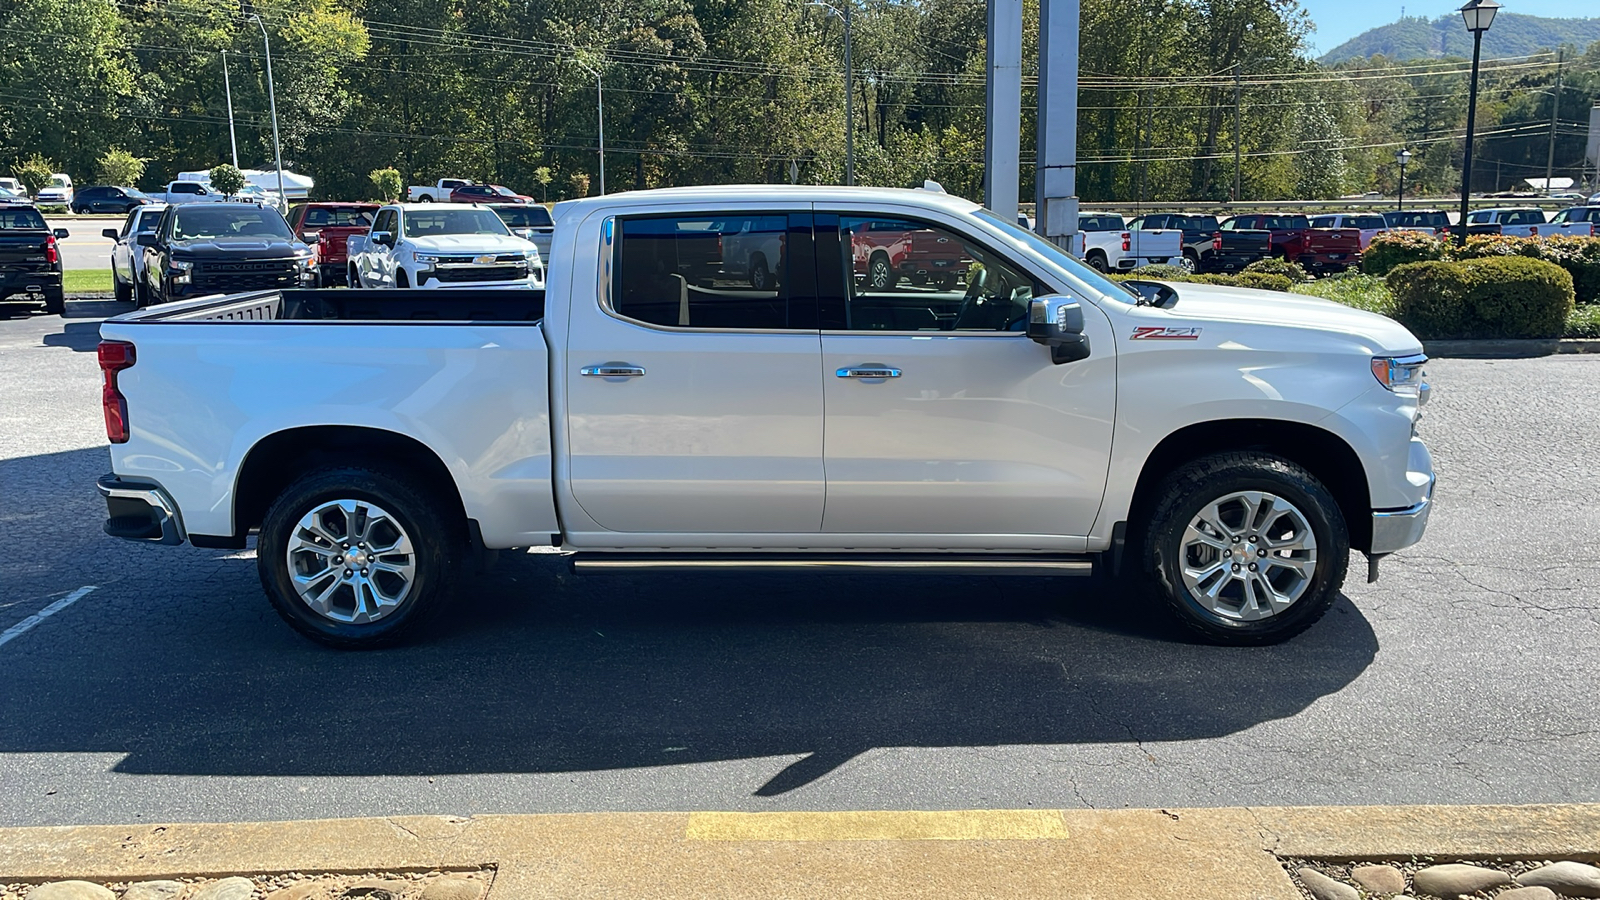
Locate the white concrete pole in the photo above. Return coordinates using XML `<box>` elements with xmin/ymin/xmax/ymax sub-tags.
<box><xmin>1036</xmin><ymin>0</ymin><xmax>1080</xmax><ymax>247</ymax></box>
<box><xmin>984</xmin><ymin>0</ymin><xmax>1022</xmax><ymax>218</ymax></box>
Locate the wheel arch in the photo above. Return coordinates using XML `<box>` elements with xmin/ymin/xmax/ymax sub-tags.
<box><xmin>1126</xmin><ymin>418</ymin><xmax>1373</xmax><ymax>554</ymax></box>
<box><xmin>232</xmin><ymin>425</ymin><xmax>469</xmax><ymax>545</ymax></box>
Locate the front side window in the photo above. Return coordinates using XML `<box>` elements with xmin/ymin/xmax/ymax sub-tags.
<box><xmin>403</xmin><ymin>208</ymin><xmax>510</xmax><ymax>237</ymax></box>
<box><xmin>613</xmin><ymin>214</ymin><xmax>796</xmax><ymax>330</ymax></box>
<box><xmin>373</xmin><ymin>209</ymin><xmax>397</xmax><ymax>236</ymax></box>
<box><xmin>834</xmin><ymin>215</ymin><xmax>1037</xmax><ymax>332</ymax></box>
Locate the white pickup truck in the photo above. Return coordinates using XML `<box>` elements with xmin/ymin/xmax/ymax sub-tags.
<box><xmin>347</xmin><ymin>203</ymin><xmax>544</xmax><ymax>290</ymax></box>
<box><xmin>1464</xmin><ymin>207</ymin><xmax>1595</xmax><ymax>238</ymax></box>
<box><xmin>1078</xmin><ymin>214</ymin><xmax>1182</xmax><ymax>272</ymax></box>
<box><xmin>94</xmin><ymin>185</ymin><xmax>1434</xmax><ymax>650</ymax></box>
<box><xmin>408</xmin><ymin>178</ymin><xmax>472</xmax><ymax>203</ymax></box>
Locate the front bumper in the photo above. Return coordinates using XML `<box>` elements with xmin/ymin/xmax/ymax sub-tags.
<box><xmin>97</xmin><ymin>475</ymin><xmax>186</xmax><ymax>545</ymax></box>
<box><xmin>1370</xmin><ymin>474</ymin><xmax>1435</xmax><ymax>555</ymax></box>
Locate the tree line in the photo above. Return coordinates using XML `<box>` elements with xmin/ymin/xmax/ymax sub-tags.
<box><xmin>2</xmin><ymin>0</ymin><xmax>1597</xmax><ymax>205</ymax></box>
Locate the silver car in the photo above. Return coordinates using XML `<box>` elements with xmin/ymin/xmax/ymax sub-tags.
<box><xmin>105</xmin><ymin>203</ymin><xmax>168</xmax><ymax>306</ymax></box>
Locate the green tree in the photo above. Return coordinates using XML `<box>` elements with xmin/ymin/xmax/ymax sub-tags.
<box><xmin>14</xmin><ymin>155</ymin><xmax>55</xmax><ymax>195</ymax></box>
<box><xmin>210</xmin><ymin>163</ymin><xmax>245</xmax><ymax>197</ymax></box>
<box><xmin>368</xmin><ymin>167</ymin><xmax>403</xmax><ymax>201</ymax></box>
<box><xmin>97</xmin><ymin>148</ymin><xmax>147</xmax><ymax>187</ymax></box>
<box><xmin>568</xmin><ymin>172</ymin><xmax>591</xmax><ymax>199</ymax></box>
<box><xmin>532</xmin><ymin>167</ymin><xmax>553</xmax><ymax>203</ymax></box>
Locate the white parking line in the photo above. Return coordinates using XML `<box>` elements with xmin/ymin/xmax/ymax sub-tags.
<box><xmin>0</xmin><ymin>586</ymin><xmax>97</xmax><ymax>648</ymax></box>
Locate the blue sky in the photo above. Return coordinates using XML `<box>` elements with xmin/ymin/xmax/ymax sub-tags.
<box><xmin>1300</xmin><ymin>0</ymin><xmax>1593</xmax><ymax>56</ymax></box>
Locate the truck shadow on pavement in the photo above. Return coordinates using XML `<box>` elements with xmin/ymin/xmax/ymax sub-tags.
<box><xmin>0</xmin><ymin>446</ymin><xmax>1379</xmax><ymax>797</ymax></box>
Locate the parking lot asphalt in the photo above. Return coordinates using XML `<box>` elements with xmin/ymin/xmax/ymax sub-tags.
<box><xmin>1</xmin><ymin>299</ymin><xmax>1598</xmax><ymax>828</ymax></box>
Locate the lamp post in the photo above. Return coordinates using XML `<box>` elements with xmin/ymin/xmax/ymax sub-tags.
<box><xmin>573</xmin><ymin>59</ymin><xmax>606</xmax><ymax>196</ymax></box>
<box><xmin>247</xmin><ymin>14</ymin><xmax>285</xmax><ymax>207</ymax></box>
<box><xmin>1396</xmin><ymin>147</ymin><xmax>1412</xmax><ymax>211</ymax></box>
<box><xmin>221</xmin><ymin>50</ymin><xmax>240</xmax><ymax>171</ymax></box>
<box><xmin>1455</xmin><ymin>0</ymin><xmax>1500</xmax><ymax>245</ymax></box>
<box><xmin>808</xmin><ymin>0</ymin><xmax>854</xmax><ymax>186</ymax></box>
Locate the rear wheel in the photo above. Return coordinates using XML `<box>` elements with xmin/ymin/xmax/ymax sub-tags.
<box><xmin>868</xmin><ymin>253</ymin><xmax>894</xmax><ymax>290</ymax></box>
<box><xmin>1180</xmin><ymin>252</ymin><xmax>1199</xmax><ymax>274</ymax></box>
<box><xmin>749</xmin><ymin>255</ymin><xmax>770</xmax><ymax>291</ymax></box>
<box><xmin>43</xmin><ymin>288</ymin><xmax>65</xmax><ymax>316</ymax></box>
<box><xmin>1137</xmin><ymin>452</ymin><xmax>1347</xmax><ymax>645</ymax></box>
<box><xmin>1087</xmin><ymin>251</ymin><xmax>1109</xmax><ymax>273</ymax></box>
<box><xmin>257</xmin><ymin>466</ymin><xmax>460</xmax><ymax>649</ymax></box>
<box><xmin>114</xmin><ymin>275</ymin><xmax>133</xmax><ymax>303</ymax></box>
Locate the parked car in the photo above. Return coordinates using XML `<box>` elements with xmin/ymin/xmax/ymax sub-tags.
<box><xmin>33</xmin><ymin>173</ymin><xmax>74</xmax><ymax>207</ymax></box>
<box><xmin>105</xmin><ymin>203</ymin><xmax>168</xmax><ymax>306</ymax></box>
<box><xmin>488</xmin><ymin>203</ymin><xmax>554</xmax><ymax>262</ymax></box>
<box><xmin>158</xmin><ymin>181</ymin><xmax>229</xmax><ymax>206</ymax></box>
<box><xmin>137</xmin><ymin>203</ymin><xmax>316</xmax><ymax>305</ymax></box>
<box><xmin>0</xmin><ymin>177</ymin><xmax>27</xmax><ymax>198</ymax></box>
<box><xmin>449</xmin><ymin>184</ymin><xmax>534</xmax><ymax>205</ymax></box>
<box><xmin>1220</xmin><ymin>214</ymin><xmax>1362</xmax><ymax>274</ymax></box>
<box><xmin>717</xmin><ymin>215</ymin><xmax>787</xmax><ymax>290</ymax></box>
<box><xmin>1465</xmin><ymin>207</ymin><xmax>1593</xmax><ymax>238</ymax></box>
<box><xmin>1126</xmin><ymin>213</ymin><xmax>1271</xmax><ymax>274</ymax></box>
<box><xmin>850</xmin><ymin>218</ymin><xmax>969</xmax><ymax>289</ymax></box>
<box><xmin>1550</xmin><ymin>206</ymin><xmax>1600</xmax><ymax>227</ymax></box>
<box><xmin>0</xmin><ymin>200</ymin><xmax>67</xmax><ymax>314</ymax></box>
<box><xmin>0</xmin><ymin>188</ymin><xmax>26</xmax><ymax>202</ymax></box>
<box><xmin>287</xmin><ymin>202</ymin><xmax>379</xmax><ymax>287</ymax></box>
<box><xmin>1382</xmin><ymin>210</ymin><xmax>1452</xmax><ymax>237</ymax></box>
<box><xmin>1309</xmin><ymin>213</ymin><xmax>1388</xmax><ymax>251</ymax></box>
<box><xmin>347</xmin><ymin>203</ymin><xmax>542</xmax><ymax>290</ymax></box>
<box><xmin>71</xmin><ymin>185</ymin><xmax>154</xmax><ymax>215</ymax></box>
<box><xmin>408</xmin><ymin>179</ymin><xmax>473</xmax><ymax>203</ymax></box>
<box><xmin>93</xmin><ymin>184</ymin><xmax>1435</xmax><ymax>651</ymax></box>
<box><xmin>1078</xmin><ymin>214</ymin><xmax>1180</xmax><ymax>272</ymax></box>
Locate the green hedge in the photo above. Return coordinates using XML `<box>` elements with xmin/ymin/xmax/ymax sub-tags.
<box><xmin>1388</xmin><ymin>256</ymin><xmax>1574</xmax><ymax>340</ymax></box>
<box><xmin>1113</xmin><ymin>270</ymin><xmax>1292</xmax><ymax>292</ymax></box>
<box><xmin>1242</xmin><ymin>256</ymin><xmax>1309</xmax><ymax>283</ymax></box>
<box><xmin>1453</xmin><ymin>234</ymin><xmax>1600</xmax><ymax>305</ymax></box>
<box><xmin>1363</xmin><ymin>230</ymin><xmax>1447</xmax><ymax>276</ymax></box>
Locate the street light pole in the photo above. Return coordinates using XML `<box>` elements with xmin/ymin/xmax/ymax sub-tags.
<box><xmin>595</xmin><ymin>68</ymin><xmax>606</xmax><ymax>195</ymax></box>
<box><xmin>221</xmin><ymin>50</ymin><xmax>240</xmax><ymax>171</ymax></box>
<box><xmin>1233</xmin><ymin>61</ymin><xmax>1242</xmax><ymax>203</ymax></box>
<box><xmin>1455</xmin><ymin>0</ymin><xmax>1500</xmax><ymax>246</ymax></box>
<box><xmin>248</xmin><ymin>14</ymin><xmax>285</xmax><ymax>205</ymax></box>
<box><xmin>1545</xmin><ymin>48</ymin><xmax>1563</xmax><ymax>195</ymax></box>
<box><xmin>808</xmin><ymin>1</ymin><xmax>854</xmax><ymax>186</ymax></box>
<box><xmin>1396</xmin><ymin>148</ymin><xmax>1411</xmax><ymax>212</ymax></box>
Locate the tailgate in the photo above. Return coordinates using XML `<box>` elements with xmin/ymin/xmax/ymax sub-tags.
<box><xmin>1130</xmin><ymin>230</ymin><xmax>1182</xmax><ymax>259</ymax></box>
<box><xmin>0</xmin><ymin>234</ymin><xmax>50</xmax><ymax>270</ymax></box>
<box><xmin>1306</xmin><ymin>230</ymin><xmax>1362</xmax><ymax>253</ymax></box>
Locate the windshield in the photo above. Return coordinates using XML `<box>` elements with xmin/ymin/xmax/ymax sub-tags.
<box><xmin>0</xmin><ymin>207</ymin><xmax>48</xmax><ymax>230</ymax></box>
<box><xmin>974</xmin><ymin>208</ymin><xmax>1138</xmax><ymax>305</ymax></box>
<box><xmin>493</xmin><ymin>206</ymin><xmax>554</xmax><ymax>228</ymax></box>
<box><xmin>403</xmin><ymin>208</ymin><xmax>511</xmax><ymax>238</ymax></box>
<box><xmin>173</xmin><ymin>207</ymin><xmax>294</xmax><ymax>240</ymax></box>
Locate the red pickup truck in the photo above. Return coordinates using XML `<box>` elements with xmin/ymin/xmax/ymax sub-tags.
<box><xmin>287</xmin><ymin>203</ymin><xmax>379</xmax><ymax>287</ymax></box>
<box><xmin>850</xmin><ymin>219</ymin><xmax>969</xmax><ymax>289</ymax></box>
<box><xmin>1220</xmin><ymin>214</ymin><xmax>1362</xmax><ymax>275</ymax></box>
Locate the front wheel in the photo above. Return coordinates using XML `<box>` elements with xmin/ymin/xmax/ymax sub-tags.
<box><xmin>257</xmin><ymin>467</ymin><xmax>460</xmax><ymax>648</ymax></box>
<box><xmin>1137</xmin><ymin>452</ymin><xmax>1347</xmax><ymax>645</ymax></box>
<box><xmin>114</xmin><ymin>275</ymin><xmax>133</xmax><ymax>303</ymax></box>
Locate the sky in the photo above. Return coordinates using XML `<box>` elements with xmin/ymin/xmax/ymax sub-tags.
<box><xmin>1299</xmin><ymin>0</ymin><xmax>1594</xmax><ymax>56</ymax></box>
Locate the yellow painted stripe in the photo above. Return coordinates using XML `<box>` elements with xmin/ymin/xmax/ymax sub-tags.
<box><xmin>685</xmin><ymin>809</ymin><xmax>1069</xmax><ymax>842</ymax></box>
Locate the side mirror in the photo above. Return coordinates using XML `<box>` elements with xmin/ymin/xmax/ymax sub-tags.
<box><xmin>103</xmin><ymin>228</ymin><xmax>120</xmax><ymax>240</ymax></box>
<box><xmin>372</xmin><ymin>230</ymin><xmax>394</xmax><ymax>247</ymax></box>
<box><xmin>1027</xmin><ymin>294</ymin><xmax>1091</xmax><ymax>365</ymax></box>
<box><xmin>136</xmin><ymin>232</ymin><xmax>159</xmax><ymax>247</ymax></box>
<box><xmin>54</xmin><ymin>228</ymin><xmax>70</xmax><ymax>239</ymax></box>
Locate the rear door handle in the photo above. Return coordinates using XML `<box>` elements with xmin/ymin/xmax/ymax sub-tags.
<box><xmin>581</xmin><ymin>365</ymin><xmax>646</xmax><ymax>377</ymax></box>
<box><xmin>836</xmin><ymin>367</ymin><xmax>901</xmax><ymax>379</ymax></box>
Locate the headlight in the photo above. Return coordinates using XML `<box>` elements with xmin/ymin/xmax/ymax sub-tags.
<box><xmin>169</xmin><ymin>259</ymin><xmax>194</xmax><ymax>272</ymax></box>
<box><xmin>413</xmin><ymin>253</ymin><xmax>440</xmax><ymax>264</ymax></box>
<box><xmin>523</xmin><ymin>249</ymin><xmax>541</xmax><ymax>264</ymax></box>
<box><xmin>1371</xmin><ymin>354</ymin><xmax>1428</xmax><ymax>400</ymax></box>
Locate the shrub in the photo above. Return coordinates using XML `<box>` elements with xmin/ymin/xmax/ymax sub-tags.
<box><xmin>1389</xmin><ymin>257</ymin><xmax>1574</xmax><ymax>340</ymax></box>
<box><xmin>13</xmin><ymin>154</ymin><xmax>55</xmax><ymax>196</ymax></box>
<box><xmin>96</xmin><ymin>148</ymin><xmax>147</xmax><ymax>188</ymax></box>
<box><xmin>1242</xmin><ymin>256</ymin><xmax>1309</xmax><ymax>283</ymax></box>
<box><xmin>209</xmin><ymin>164</ymin><xmax>245</xmax><ymax>197</ymax></box>
<box><xmin>1128</xmin><ymin>263</ymin><xmax>1188</xmax><ymax>279</ymax></box>
<box><xmin>368</xmin><ymin>166</ymin><xmax>402</xmax><ymax>202</ymax></box>
<box><xmin>1532</xmin><ymin>235</ymin><xmax>1600</xmax><ymax>305</ymax></box>
<box><xmin>1110</xmin><ymin>271</ymin><xmax>1291</xmax><ymax>292</ymax></box>
<box><xmin>1291</xmin><ymin>273</ymin><xmax>1394</xmax><ymax>316</ymax></box>
<box><xmin>1363</xmin><ymin>230</ymin><xmax>1445</xmax><ymax>276</ymax></box>
<box><xmin>1453</xmin><ymin>234</ymin><xmax>1542</xmax><ymax>260</ymax></box>
<box><xmin>1566</xmin><ymin>304</ymin><xmax>1600</xmax><ymax>339</ymax></box>
<box><xmin>1234</xmin><ymin>272</ymin><xmax>1294</xmax><ymax>292</ymax></box>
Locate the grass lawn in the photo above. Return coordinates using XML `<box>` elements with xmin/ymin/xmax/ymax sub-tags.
<box><xmin>63</xmin><ymin>269</ymin><xmax>114</xmax><ymax>294</ymax></box>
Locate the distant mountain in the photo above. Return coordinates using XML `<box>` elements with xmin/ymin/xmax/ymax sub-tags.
<box><xmin>1319</xmin><ymin>13</ymin><xmax>1600</xmax><ymax>64</ymax></box>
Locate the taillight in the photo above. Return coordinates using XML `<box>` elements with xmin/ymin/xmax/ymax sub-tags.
<box><xmin>98</xmin><ymin>340</ymin><xmax>135</xmax><ymax>444</ymax></box>
<box><xmin>45</xmin><ymin>234</ymin><xmax>59</xmax><ymax>265</ymax></box>
<box><xmin>1121</xmin><ymin>232</ymin><xmax>1131</xmax><ymax>252</ymax></box>
<box><xmin>1212</xmin><ymin>232</ymin><xmax>1222</xmax><ymax>252</ymax></box>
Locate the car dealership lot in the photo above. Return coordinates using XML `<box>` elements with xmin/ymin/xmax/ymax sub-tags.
<box><xmin>1</xmin><ymin>299</ymin><xmax>1598</xmax><ymax>828</ymax></box>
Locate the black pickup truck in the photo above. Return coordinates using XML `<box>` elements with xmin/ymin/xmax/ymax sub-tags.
<box><xmin>1126</xmin><ymin>213</ymin><xmax>1271</xmax><ymax>274</ymax></box>
<box><xmin>138</xmin><ymin>203</ymin><xmax>316</xmax><ymax>305</ymax></box>
<box><xmin>0</xmin><ymin>201</ymin><xmax>68</xmax><ymax>314</ymax></box>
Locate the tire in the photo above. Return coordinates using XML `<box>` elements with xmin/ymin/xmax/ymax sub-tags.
<box><xmin>749</xmin><ymin>255</ymin><xmax>770</xmax><ymax>291</ymax></box>
<box><xmin>418</xmin><ymin>194</ymin><xmax>434</xmax><ymax>203</ymax></box>
<box><xmin>133</xmin><ymin>277</ymin><xmax>150</xmax><ymax>308</ymax></box>
<box><xmin>43</xmin><ymin>288</ymin><xmax>65</xmax><ymax>316</ymax></box>
<box><xmin>114</xmin><ymin>275</ymin><xmax>133</xmax><ymax>303</ymax></box>
<box><xmin>868</xmin><ymin>253</ymin><xmax>894</xmax><ymax>290</ymax></box>
<box><xmin>396</xmin><ymin>269</ymin><xmax>410</xmax><ymax>289</ymax></box>
<box><xmin>348</xmin><ymin>265</ymin><xmax>360</xmax><ymax>288</ymax></box>
<box><xmin>1136</xmin><ymin>452</ymin><xmax>1348</xmax><ymax>646</ymax></box>
<box><xmin>1180</xmin><ymin>252</ymin><xmax>1199</xmax><ymax>274</ymax></box>
<box><xmin>257</xmin><ymin>466</ymin><xmax>461</xmax><ymax>649</ymax></box>
<box><xmin>1087</xmin><ymin>251</ymin><xmax>1109</xmax><ymax>273</ymax></box>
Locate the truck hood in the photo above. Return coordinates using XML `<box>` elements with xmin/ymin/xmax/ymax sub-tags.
<box><xmin>170</xmin><ymin>238</ymin><xmax>309</xmax><ymax>258</ymax></box>
<box><xmin>405</xmin><ymin>234</ymin><xmax>532</xmax><ymax>252</ymax></box>
<box><xmin>1153</xmin><ymin>281</ymin><xmax>1422</xmax><ymax>354</ymax></box>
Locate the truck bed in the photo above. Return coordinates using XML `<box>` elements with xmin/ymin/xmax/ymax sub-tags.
<box><xmin>123</xmin><ymin>288</ymin><xmax>544</xmax><ymax>324</ymax></box>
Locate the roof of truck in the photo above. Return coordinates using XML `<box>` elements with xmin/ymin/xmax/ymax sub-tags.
<box><xmin>553</xmin><ymin>184</ymin><xmax>982</xmax><ymax>222</ymax></box>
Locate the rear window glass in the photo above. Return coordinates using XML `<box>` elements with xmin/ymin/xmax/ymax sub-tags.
<box><xmin>0</xmin><ymin>207</ymin><xmax>48</xmax><ymax>230</ymax></box>
<box><xmin>1349</xmin><ymin>216</ymin><xmax>1387</xmax><ymax>229</ymax></box>
<box><xmin>1171</xmin><ymin>215</ymin><xmax>1218</xmax><ymax>231</ymax></box>
<box><xmin>1386</xmin><ymin>211</ymin><xmax>1448</xmax><ymax>228</ymax></box>
<box><xmin>1505</xmin><ymin>210</ymin><xmax>1545</xmax><ymax>225</ymax></box>
<box><xmin>1078</xmin><ymin>215</ymin><xmax>1125</xmax><ymax>232</ymax></box>
<box><xmin>494</xmin><ymin>206</ymin><xmax>555</xmax><ymax>228</ymax></box>
<box><xmin>303</xmin><ymin>207</ymin><xmax>375</xmax><ymax>228</ymax></box>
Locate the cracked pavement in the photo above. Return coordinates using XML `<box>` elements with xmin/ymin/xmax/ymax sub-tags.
<box><xmin>1</xmin><ymin>300</ymin><xmax>1598</xmax><ymax>828</ymax></box>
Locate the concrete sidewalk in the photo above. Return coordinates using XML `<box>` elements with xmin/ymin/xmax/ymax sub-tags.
<box><xmin>4</xmin><ymin>804</ymin><xmax>1599</xmax><ymax>899</ymax></box>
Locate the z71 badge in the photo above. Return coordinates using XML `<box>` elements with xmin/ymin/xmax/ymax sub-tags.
<box><xmin>1131</xmin><ymin>326</ymin><xmax>1202</xmax><ymax>341</ymax></box>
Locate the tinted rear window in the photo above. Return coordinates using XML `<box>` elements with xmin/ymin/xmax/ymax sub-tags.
<box><xmin>1386</xmin><ymin>211</ymin><xmax>1448</xmax><ymax>228</ymax></box>
<box><xmin>0</xmin><ymin>207</ymin><xmax>48</xmax><ymax>230</ymax></box>
<box><xmin>1078</xmin><ymin>215</ymin><xmax>1125</xmax><ymax>232</ymax></box>
<box><xmin>494</xmin><ymin>206</ymin><xmax>555</xmax><ymax>228</ymax></box>
<box><xmin>1171</xmin><ymin>215</ymin><xmax>1218</xmax><ymax>231</ymax></box>
<box><xmin>1349</xmin><ymin>216</ymin><xmax>1387</xmax><ymax>229</ymax></box>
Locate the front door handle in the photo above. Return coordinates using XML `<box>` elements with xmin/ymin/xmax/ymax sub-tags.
<box><xmin>836</xmin><ymin>366</ymin><xmax>901</xmax><ymax>379</ymax></box>
<box><xmin>581</xmin><ymin>365</ymin><xmax>646</xmax><ymax>377</ymax></box>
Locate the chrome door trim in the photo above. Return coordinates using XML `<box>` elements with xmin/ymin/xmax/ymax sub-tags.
<box><xmin>580</xmin><ymin>365</ymin><xmax>646</xmax><ymax>377</ymax></box>
<box><xmin>836</xmin><ymin>366</ymin><xmax>901</xmax><ymax>378</ymax></box>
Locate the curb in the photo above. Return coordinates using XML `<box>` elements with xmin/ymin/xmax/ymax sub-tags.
<box><xmin>3</xmin><ymin>804</ymin><xmax>1599</xmax><ymax>899</ymax></box>
<box><xmin>1424</xmin><ymin>338</ymin><xmax>1600</xmax><ymax>358</ymax></box>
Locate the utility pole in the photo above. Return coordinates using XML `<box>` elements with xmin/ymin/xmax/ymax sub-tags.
<box><xmin>985</xmin><ymin>0</ymin><xmax>1022</xmax><ymax>217</ymax></box>
<box><xmin>221</xmin><ymin>50</ymin><xmax>240</xmax><ymax>171</ymax></box>
<box><xmin>595</xmin><ymin>68</ymin><xmax>606</xmax><ymax>195</ymax></box>
<box><xmin>1035</xmin><ymin>0</ymin><xmax>1079</xmax><ymax>246</ymax></box>
<box><xmin>1546</xmin><ymin>49</ymin><xmax>1564</xmax><ymax>194</ymax></box>
<box><xmin>248</xmin><ymin>14</ymin><xmax>286</xmax><ymax>205</ymax></box>
<box><xmin>1233</xmin><ymin>61</ymin><xmax>1243</xmax><ymax>203</ymax></box>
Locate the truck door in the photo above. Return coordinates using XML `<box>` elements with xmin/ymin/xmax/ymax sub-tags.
<box><xmin>564</xmin><ymin>212</ymin><xmax>825</xmax><ymax>534</ymax></box>
<box><xmin>812</xmin><ymin>211</ymin><xmax>1115</xmax><ymax>544</ymax></box>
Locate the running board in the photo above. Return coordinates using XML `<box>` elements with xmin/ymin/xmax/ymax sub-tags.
<box><xmin>570</xmin><ymin>554</ymin><xmax>1095</xmax><ymax>577</ymax></box>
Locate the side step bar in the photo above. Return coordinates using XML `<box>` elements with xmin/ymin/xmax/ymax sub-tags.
<box><xmin>571</xmin><ymin>554</ymin><xmax>1094</xmax><ymax>577</ymax></box>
